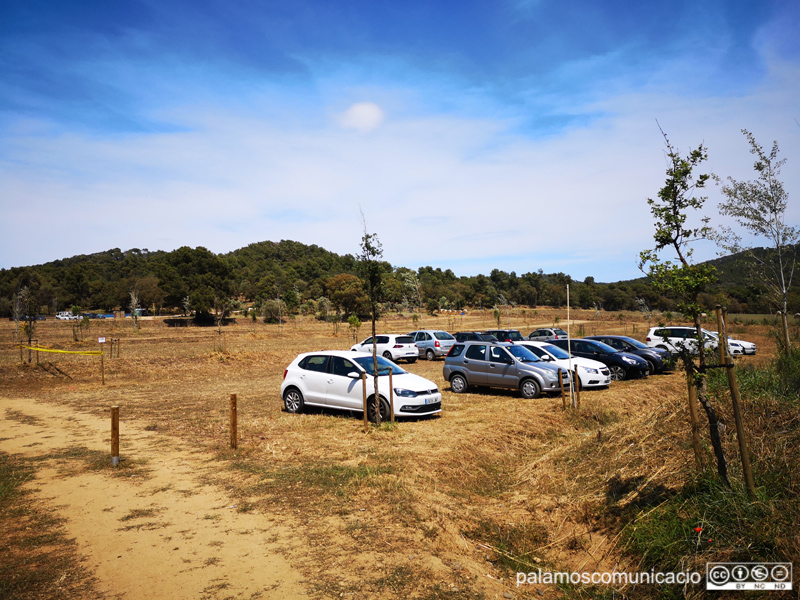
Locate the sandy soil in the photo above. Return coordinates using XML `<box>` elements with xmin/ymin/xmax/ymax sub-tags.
<box><xmin>0</xmin><ymin>398</ymin><xmax>308</xmax><ymax>600</ymax></box>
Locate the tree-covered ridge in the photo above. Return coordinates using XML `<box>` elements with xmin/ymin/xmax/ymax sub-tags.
<box><xmin>1</xmin><ymin>240</ymin><xmax>797</xmax><ymax>318</ymax></box>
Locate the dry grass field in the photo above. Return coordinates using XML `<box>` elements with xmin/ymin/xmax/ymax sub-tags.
<box><xmin>0</xmin><ymin>309</ymin><xmax>779</xmax><ymax>600</ymax></box>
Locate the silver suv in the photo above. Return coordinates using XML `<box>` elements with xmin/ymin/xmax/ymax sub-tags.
<box><xmin>443</xmin><ymin>341</ymin><xmax>570</xmax><ymax>399</ymax></box>
<box><xmin>407</xmin><ymin>330</ymin><xmax>456</xmax><ymax>360</ymax></box>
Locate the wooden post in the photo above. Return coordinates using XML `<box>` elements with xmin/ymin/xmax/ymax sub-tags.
<box><xmin>686</xmin><ymin>364</ymin><xmax>703</xmax><ymax>471</ymax></box>
<box><xmin>781</xmin><ymin>311</ymin><xmax>791</xmax><ymax>352</ymax></box>
<box><xmin>230</xmin><ymin>394</ymin><xmax>238</xmax><ymax>450</ymax></box>
<box><xmin>111</xmin><ymin>406</ymin><xmax>120</xmax><ymax>466</ymax></box>
<box><xmin>19</xmin><ymin>343</ymin><xmax>23</xmax><ymax>364</ymax></box>
<box><xmin>559</xmin><ymin>370</ymin><xmax>565</xmax><ymax>409</ymax></box>
<box><xmin>101</xmin><ymin>349</ymin><xmax>105</xmax><ymax>385</ymax></box>
<box><xmin>574</xmin><ymin>366</ymin><xmax>581</xmax><ymax>409</ymax></box>
<box><xmin>389</xmin><ymin>369</ymin><xmax>395</xmax><ymax>423</ymax></box>
<box><xmin>716</xmin><ymin>306</ymin><xmax>756</xmax><ymax>499</ymax></box>
<box><xmin>362</xmin><ymin>373</ymin><xmax>368</xmax><ymax>432</ymax></box>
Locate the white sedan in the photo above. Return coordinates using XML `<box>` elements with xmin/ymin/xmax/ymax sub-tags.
<box><xmin>350</xmin><ymin>334</ymin><xmax>418</xmax><ymax>363</ymax></box>
<box><xmin>516</xmin><ymin>341</ymin><xmax>611</xmax><ymax>388</ymax></box>
<box><xmin>281</xmin><ymin>350</ymin><xmax>441</xmax><ymax>421</ymax></box>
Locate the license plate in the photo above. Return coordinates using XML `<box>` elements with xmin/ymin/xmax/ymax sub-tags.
<box><xmin>424</xmin><ymin>397</ymin><xmax>438</xmax><ymax>404</ymax></box>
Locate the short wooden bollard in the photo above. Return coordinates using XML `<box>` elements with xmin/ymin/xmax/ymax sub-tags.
<box><xmin>559</xmin><ymin>371</ymin><xmax>565</xmax><ymax>409</ymax></box>
<box><xmin>230</xmin><ymin>394</ymin><xmax>238</xmax><ymax>450</ymax></box>
<box><xmin>101</xmin><ymin>350</ymin><xmax>105</xmax><ymax>385</ymax></box>
<box><xmin>111</xmin><ymin>406</ymin><xmax>120</xmax><ymax>467</ymax></box>
<box><xmin>573</xmin><ymin>366</ymin><xmax>581</xmax><ymax>409</ymax></box>
<box><xmin>362</xmin><ymin>373</ymin><xmax>368</xmax><ymax>432</ymax></box>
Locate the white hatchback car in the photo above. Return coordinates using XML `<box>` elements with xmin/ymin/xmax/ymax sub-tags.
<box><xmin>281</xmin><ymin>351</ymin><xmax>441</xmax><ymax>421</ymax></box>
<box><xmin>350</xmin><ymin>334</ymin><xmax>418</xmax><ymax>363</ymax></box>
<box><xmin>517</xmin><ymin>341</ymin><xmax>611</xmax><ymax>389</ymax></box>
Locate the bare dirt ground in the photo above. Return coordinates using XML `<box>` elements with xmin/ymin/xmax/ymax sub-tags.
<box><xmin>0</xmin><ymin>310</ymin><xmax>775</xmax><ymax>600</ymax></box>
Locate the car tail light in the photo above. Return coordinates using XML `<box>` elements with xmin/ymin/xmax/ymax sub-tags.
<box><xmin>283</xmin><ymin>369</ymin><xmax>288</xmax><ymax>380</ymax></box>
<box><xmin>393</xmin><ymin>344</ymin><xmax>402</xmax><ymax>348</ymax></box>
<box><xmin>435</xmin><ymin>340</ymin><xmax>440</xmax><ymax>347</ymax></box>
<box><xmin>645</xmin><ymin>336</ymin><xmax>651</xmax><ymax>342</ymax></box>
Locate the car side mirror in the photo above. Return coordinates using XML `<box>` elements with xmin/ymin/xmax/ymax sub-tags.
<box><xmin>347</xmin><ymin>371</ymin><xmax>362</xmax><ymax>379</ymax></box>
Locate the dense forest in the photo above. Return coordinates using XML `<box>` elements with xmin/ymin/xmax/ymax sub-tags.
<box><xmin>1</xmin><ymin>240</ymin><xmax>797</xmax><ymax>320</ymax></box>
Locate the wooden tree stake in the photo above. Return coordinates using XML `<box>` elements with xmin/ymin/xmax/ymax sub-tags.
<box><xmin>362</xmin><ymin>373</ymin><xmax>368</xmax><ymax>433</ymax></box>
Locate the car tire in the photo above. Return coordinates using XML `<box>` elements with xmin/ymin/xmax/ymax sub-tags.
<box><xmin>382</xmin><ymin>351</ymin><xmax>392</xmax><ymax>359</ymax></box>
<box><xmin>645</xmin><ymin>360</ymin><xmax>656</xmax><ymax>375</ymax></box>
<box><xmin>450</xmin><ymin>373</ymin><xmax>468</xmax><ymax>394</ymax></box>
<box><xmin>608</xmin><ymin>365</ymin><xmax>626</xmax><ymax>381</ymax></box>
<box><xmin>283</xmin><ymin>388</ymin><xmax>304</xmax><ymax>413</ymax></box>
<box><xmin>406</xmin><ymin>358</ymin><xmax>417</xmax><ymax>364</ymax></box>
<box><xmin>367</xmin><ymin>396</ymin><xmax>391</xmax><ymax>423</ymax></box>
<box><xmin>425</xmin><ymin>349</ymin><xmax>436</xmax><ymax>361</ymax></box>
<box><xmin>520</xmin><ymin>378</ymin><xmax>541</xmax><ymax>399</ymax></box>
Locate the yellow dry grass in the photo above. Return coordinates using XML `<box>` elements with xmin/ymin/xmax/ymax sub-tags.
<box><xmin>0</xmin><ymin>309</ymin><xmax>778</xmax><ymax>599</ymax></box>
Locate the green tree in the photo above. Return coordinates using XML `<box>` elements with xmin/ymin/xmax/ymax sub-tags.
<box><xmin>357</xmin><ymin>220</ymin><xmax>386</xmax><ymax>426</ymax></box>
<box><xmin>716</xmin><ymin>129</ymin><xmax>798</xmax><ymax>350</ymax></box>
<box><xmin>639</xmin><ymin>128</ymin><xmax>729</xmax><ymax>485</ymax></box>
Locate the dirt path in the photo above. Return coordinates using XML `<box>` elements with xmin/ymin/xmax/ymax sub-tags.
<box><xmin>0</xmin><ymin>398</ymin><xmax>308</xmax><ymax>600</ymax></box>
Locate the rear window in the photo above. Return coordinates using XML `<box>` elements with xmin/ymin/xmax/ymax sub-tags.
<box><xmin>434</xmin><ymin>331</ymin><xmax>455</xmax><ymax>340</ymax></box>
<box><xmin>554</xmin><ymin>329</ymin><xmax>568</xmax><ymax>336</ymax></box>
<box><xmin>299</xmin><ymin>355</ymin><xmax>329</xmax><ymax>373</ymax></box>
<box><xmin>396</xmin><ymin>336</ymin><xmax>415</xmax><ymax>344</ymax></box>
<box><xmin>448</xmin><ymin>344</ymin><xmax>465</xmax><ymax>357</ymax></box>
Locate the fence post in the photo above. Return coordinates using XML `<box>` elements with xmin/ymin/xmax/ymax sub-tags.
<box><xmin>389</xmin><ymin>369</ymin><xmax>395</xmax><ymax>423</ymax></box>
<box><xmin>230</xmin><ymin>394</ymin><xmax>238</xmax><ymax>450</ymax></box>
<box><xmin>111</xmin><ymin>406</ymin><xmax>120</xmax><ymax>466</ymax></box>
<box><xmin>716</xmin><ymin>306</ymin><xmax>755</xmax><ymax>499</ymax></box>
<box><xmin>362</xmin><ymin>373</ymin><xmax>368</xmax><ymax>432</ymax></box>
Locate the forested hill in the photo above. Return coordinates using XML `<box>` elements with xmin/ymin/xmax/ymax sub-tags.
<box><xmin>0</xmin><ymin>240</ymin><xmax>796</xmax><ymax>317</ymax></box>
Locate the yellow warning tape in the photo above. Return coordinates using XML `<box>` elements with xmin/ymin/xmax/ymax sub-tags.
<box><xmin>17</xmin><ymin>345</ymin><xmax>102</xmax><ymax>356</ymax></box>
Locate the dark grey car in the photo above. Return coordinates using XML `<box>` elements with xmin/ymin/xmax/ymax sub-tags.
<box><xmin>443</xmin><ymin>341</ymin><xmax>570</xmax><ymax>399</ymax></box>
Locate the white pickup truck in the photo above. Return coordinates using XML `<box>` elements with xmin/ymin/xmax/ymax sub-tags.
<box><xmin>56</xmin><ymin>311</ymin><xmax>79</xmax><ymax>321</ymax></box>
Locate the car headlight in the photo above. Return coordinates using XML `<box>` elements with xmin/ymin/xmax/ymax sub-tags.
<box><xmin>581</xmin><ymin>366</ymin><xmax>599</xmax><ymax>374</ymax></box>
<box><xmin>622</xmin><ymin>356</ymin><xmax>637</xmax><ymax>365</ymax></box>
<box><xmin>393</xmin><ymin>388</ymin><xmax>418</xmax><ymax>398</ymax></box>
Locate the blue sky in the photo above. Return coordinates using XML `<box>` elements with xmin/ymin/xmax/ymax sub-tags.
<box><xmin>2</xmin><ymin>0</ymin><xmax>799</xmax><ymax>282</ymax></box>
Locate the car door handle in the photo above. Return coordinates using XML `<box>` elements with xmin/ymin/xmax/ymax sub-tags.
<box><xmin>327</xmin><ymin>379</ymin><xmax>334</xmax><ymax>384</ymax></box>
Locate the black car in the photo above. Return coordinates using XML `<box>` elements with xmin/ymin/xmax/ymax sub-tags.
<box><xmin>585</xmin><ymin>335</ymin><xmax>672</xmax><ymax>374</ymax></box>
<box><xmin>454</xmin><ymin>331</ymin><xmax>499</xmax><ymax>342</ymax></box>
<box><xmin>483</xmin><ymin>329</ymin><xmax>526</xmax><ymax>343</ymax></box>
<box><xmin>550</xmin><ymin>338</ymin><xmax>650</xmax><ymax>381</ymax></box>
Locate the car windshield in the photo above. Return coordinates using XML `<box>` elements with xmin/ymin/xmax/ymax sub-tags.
<box><xmin>542</xmin><ymin>344</ymin><xmax>570</xmax><ymax>359</ymax></box>
<box><xmin>353</xmin><ymin>355</ymin><xmax>406</xmax><ymax>376</ymax></box>
<box><xmin>589</xmin><ymin>341</ymin><xmax>618</xmax><ymax>354</ymax></box>
<box><xmin>619</xmin><ymin>337</ymin><xmax>648</xmax><ymax>349</ymax></box>
<box><xmin>506</xmin><ymin>345</ymin><xmax>540</xmax><ymax>363</ymax></box>
<box><xmin>506</xmin><ymin>331</ymin><xmax>525</xmax><ymax>341</ymax></box>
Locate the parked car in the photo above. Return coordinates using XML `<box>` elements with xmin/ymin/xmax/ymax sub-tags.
<box><xmin>550</xmin><ymin>339</ymin><xmax>649</xmax><ymax>381</ymax></box>
<box><xmin>407</xmin><ymin>330</ymin><xmax>456</xmax><ymax>360</ymax></box>
<box><xmin>483</xmin><ymin>329</ymin><xmax>526</xmax><ymax>342</ymax></box>
<box><xmin>584</xmin><ymin>335</ymin><xmax>671</xmax><ymax>374</ymax></box>
<box><xmin>645</xmin><ymin>326</ymin><xmax>717</xmax><ymax>355</ymax></box>
<box><xmin>281</xmin><ymin>351</ymin><xmax>441</xmax><ymax>421</ymax></box>
<box><xmin>516</xmin><ymin>341</ymin><xmax>611</xmax><ymax>389</ymax></box>
<box><xmin>350</xmin><ymin>334</ymin><xmax>418</xmax><ymax>363</ymax></box>
<box><xmin>454</xmin><ymin>331</ymin><xmax>499</xmax><ymax>342</ymax></box>
<box><xmin>443</xmin><ymin>341</ymin><xmax>570</xmax><ymax>398</ymax></box>
<box><xmin>526</xmin><ymin>327</ymin><xmax>569</xmax><ymax>341</ymax></box>
<box><xmin>703</xmin><ymin>330</ymin><xmax>757</xmax><ymax>356</ymax></box>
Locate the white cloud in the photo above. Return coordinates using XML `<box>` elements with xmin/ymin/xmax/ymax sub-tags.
<box><xmin>338</xmin><ymin>102</ymin><xmax>385</xmax><ymax>133</ymax></box>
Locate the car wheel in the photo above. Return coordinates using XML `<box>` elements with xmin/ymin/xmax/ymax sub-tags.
<box><xmin>608</xmin><ymin>365</ymin><xmax>626</xmax><ymax>381</ymax></box>
<box><xmin>426</xmin><ymin>349</ymin><xmax>436</xmax><ymax>361</ymax></box>
<box><xmin>367</xmin><ymin>396</ymin><xmax>391</xmax><ymax>423</ymax></box>
<box><xmin>382</xmin><ymin>351</ymin><xmax>392</xmax><ymax>359</ymax></box>
<box><xmin>283</xmin><ymin>388</ymin><xmax>304</xmax><ymax>413</ymax></box>
<box><xmin>450</xmin><ymin>373</ymin><xmax>468</xmax><ymax>394</ymax></box>
<box><xmin>520</xmin><ymin>378</ymin><xmax>541</xmax><ymax>399</ymax></box>
<box><xmin>645</xmin><ymin>360</ymin><xmax>656</xmax><ymax>375</ymax></box>
<box><xmin>406</xmin><ymin>358</ymin><xmax>417</xmax><ymax>364</ymax></box>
